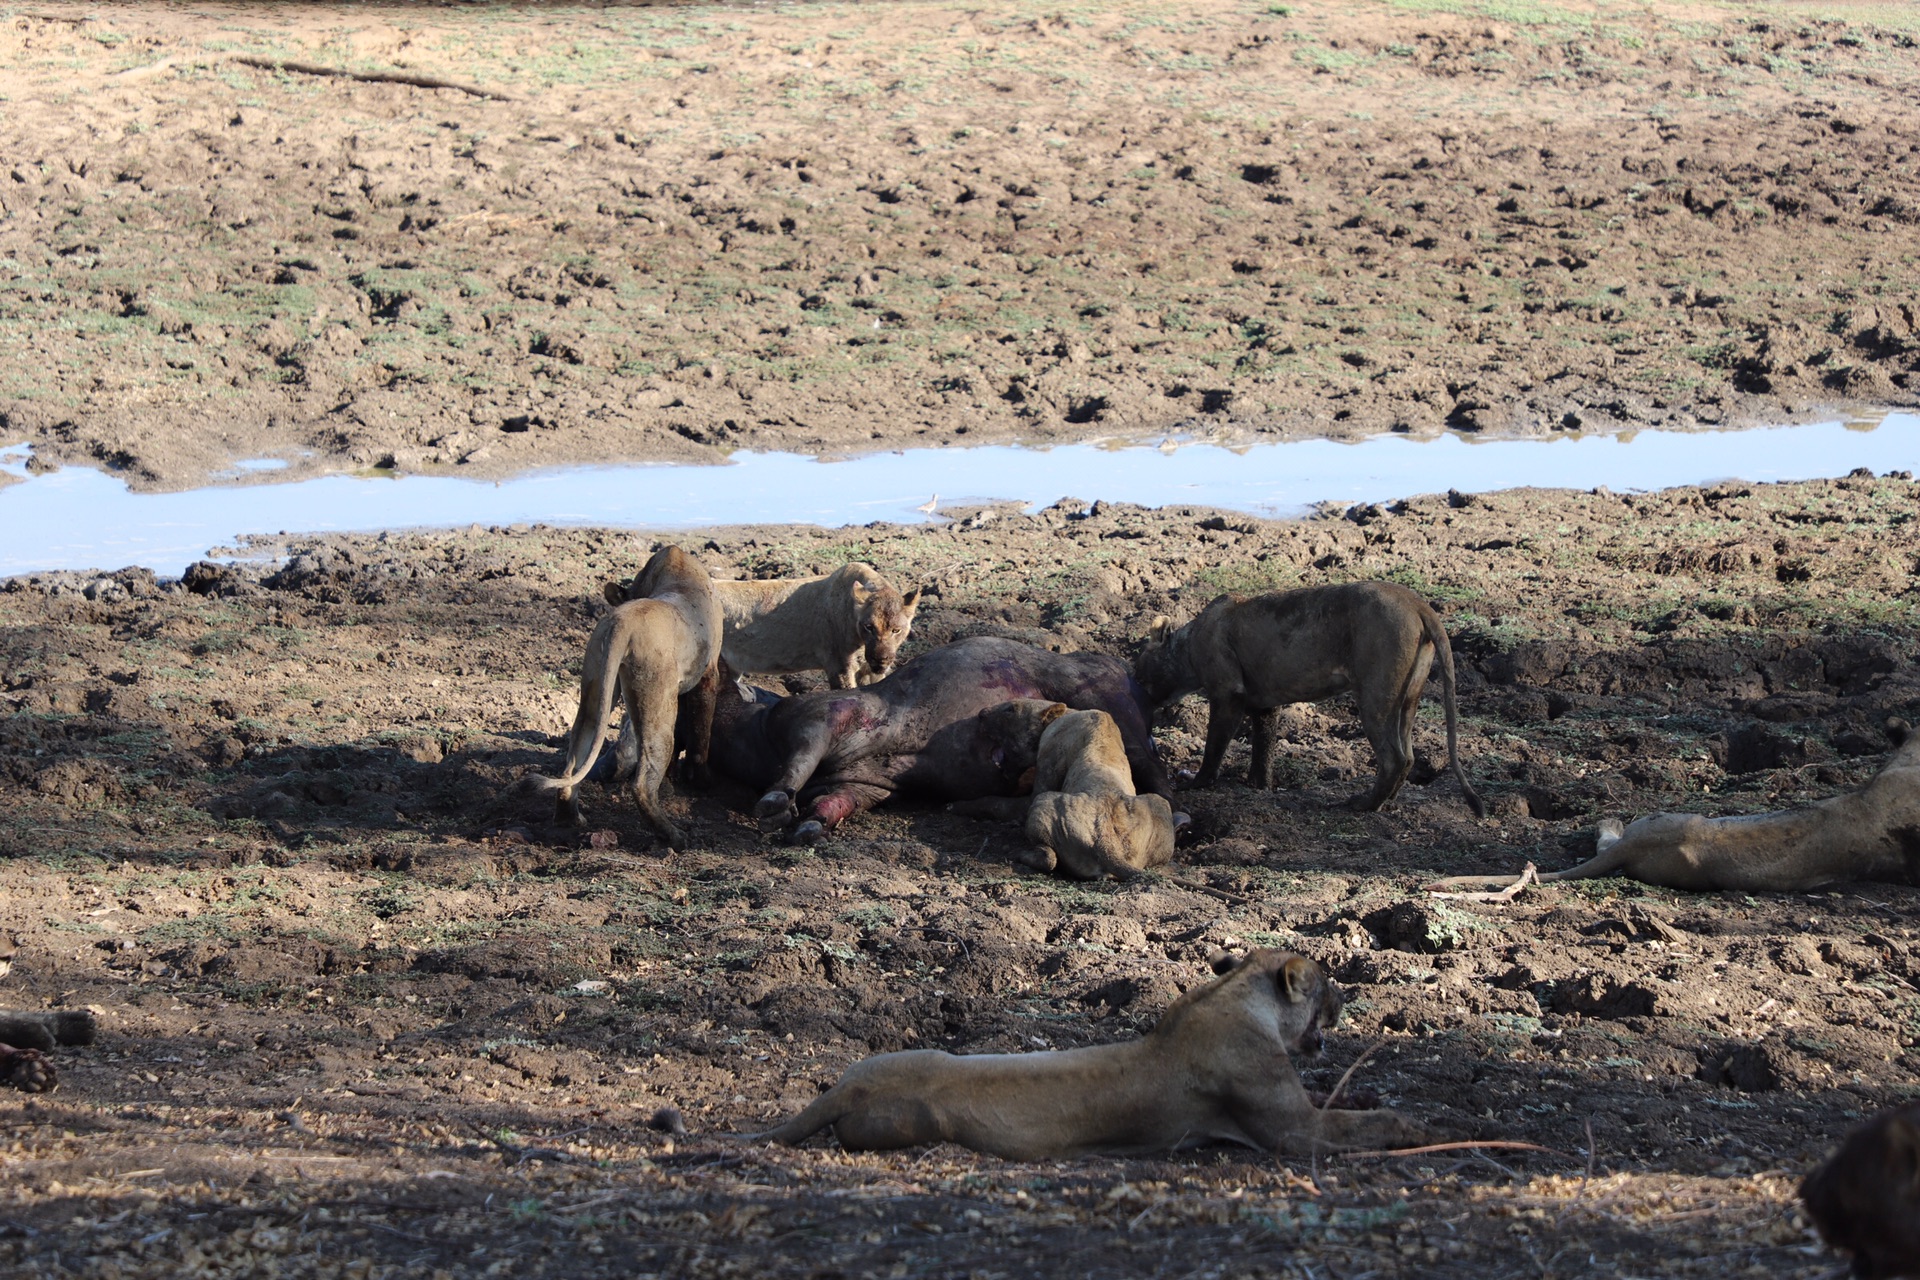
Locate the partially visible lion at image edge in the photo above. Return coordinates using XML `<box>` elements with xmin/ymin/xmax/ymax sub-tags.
<box><xmin>612</xmin><ymin>560</ymin><xmax>920</xmax><ymax>690</ymax></box>
<box><xmin>746</xmin><ymin>948</ymin><xmax>1427</xmax><ymax>1160</ymax></box>
<box><xmin>1433</xmin><ymin>722</ymin><xmax>1920</xmax><ymax>893</ymax></box>
<box><xmin>1801</xmin><ymin>1101</ymin><xmax>1920</xmax><ymax>1279</ymax></box>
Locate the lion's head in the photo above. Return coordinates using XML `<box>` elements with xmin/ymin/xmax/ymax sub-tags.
<box><xmin>852</xmin><ymin>582</ymin><xmax>921</xmax><ymax>679</ymax></box>
<box><xmin>1133</xmin><ymin>614</ymin><xmax>1200</xmax><ymax>710</ymax></box>
<box><xmin>1159</xmin><ymin>948</ymin><xmax>1345</xmax><ymax>1061</ymax></box>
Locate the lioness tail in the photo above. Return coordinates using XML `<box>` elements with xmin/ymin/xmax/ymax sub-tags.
<box><xmin>738</xmin><ymin>1089</ymin><xmax>847</xmax><ymax>1147</ymax></box>
<box><xmin>1418</xmin><ymin>608</ymin><xmax>1487</xmax><ymax>818</ymax></box>
<box><xmin>523</xmin><ymin>609</ymin><xmax>630</xmax><ymax>796</ymax></box>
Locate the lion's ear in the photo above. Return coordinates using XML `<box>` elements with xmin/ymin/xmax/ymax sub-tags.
<box><xmin>1039</xmin><ymin>701</ymin><xmax>1068</xmax><ymax>726</ymax></box>
<box><xmin>900</xmin><ymin>586</ymin><xmax>922</xmax><ymax>611</ymax></box>
<box><xmin>1148</xmin><ymin>615</ymin><xmax>1170</xmax><ymax>644</ymax></box>
<box><xmin>849</xmin><ymin>582</ymin><xmax>871</xmax><ymax>605</ymax></box>
<box><xmin>602</xmin><ymin>581</ymin><xmax>627</xmax><ymax>606</ymax></box>
<box><xmin>1205</xmin><ymin>947</ymin><xmax>1240</xmax><ymax>976</ymax></box>
<box><xmin>1279</xmin><ymin>956</ymin><xmax>1319</xmax><ymax>1003</ymax></box>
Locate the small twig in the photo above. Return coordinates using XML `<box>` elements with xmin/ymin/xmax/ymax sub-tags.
<box><xmin>1167</xmin><ymin>874</ymin><xmax>1257</xmax><ymax>905</ymax></box>
<box><xmin>231</xmin><ymin>56</ymin><xmax>514</xmax><ymax>101</ymax></box>
<box><xmin>367</xmin><ymin>1222</ymin><xmax>430</xmax><ymax>1243</ymax></box>
<box><xmin>1574</xmin><ymin>1116</ymin><xmax>1597</xmax><ymax>1204</ymax></box>
<box><xmin>1429</xmin><ymin>862</ymin><xmax>1537</xmax><ymax>903</ymax></box>
<box><xmin>1338</xmin><ymin>1140</ymin><xmax>1576</xmax><ymax>1162</ymax></box>
<box><xmin>1472</xmin><ymin>1150</ymin><xmax>1522</xmax><ymax>1181</ymax></box>
<box><xmin>1319</xmin><ymin>1038</ymin><xmax>1385</xmax><ymax>1112</ymax></box>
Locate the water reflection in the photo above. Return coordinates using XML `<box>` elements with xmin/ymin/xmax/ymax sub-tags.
<box><xmin>0</xmin><ymin>414</ymin><xmax>1914</xmax><ymax>578</ymax></box>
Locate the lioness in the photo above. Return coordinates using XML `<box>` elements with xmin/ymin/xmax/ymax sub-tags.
<box><xmin>1801</xmin><ymin>1101</ymin><xmax>1920</xmax><ymax>1280</ymax></box>
<box><xmin>1135</xmin><ymin>582</ymin><xmax>1485</xmax><ymax>817</ymax></box>
<box><xmin>610</xmin><ymin>561</ymin><xmax>920</xmax><ymax>689</ymax></box>
<box><xmin>526</xmin><ymin>546</ymin><xmax>721</xmax><ymax>846</ymax></box>
<box><xmin>1431</xmin><ymin>726</ymin><xmax>1920</xmax><ymax>893</ymax></box>
<box><xmin>749</xmin><ymin>949</ymin><xmax>1426</xmax><ymax>1160</ymax></box>
<box><xmin>1021</xmin><ymin>708</ymin><xmax>1177</xmax><ymax>879</ymax></box>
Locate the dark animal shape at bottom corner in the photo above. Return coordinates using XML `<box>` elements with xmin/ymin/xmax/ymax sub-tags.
<box><xmin>708</xmin><ymin>636</ymin><xmax>1168</xmax><ymax>838</ymax></box>
<box><xmin>743</xmin><ymin>949</ymin><xmax>1427</xmax><ymax>1160</ymax></box>
<box><xmin>1802</xmin><ymin>1100</ymin><xmax>1920</xmax><ymax>1279</ymax></box>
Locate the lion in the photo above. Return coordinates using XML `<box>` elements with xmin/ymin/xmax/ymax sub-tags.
<box><xmin>746</xmin><ymin>949</ymin><xmax>1427</xmax><ymax>1160</ymax></box>
<box><xmin>1801</xmin><ymin>1101</ymin><xmax>1920</xmax><ymax>1279</ymax></box>
<box><xmin>524</xmin><ymin>545</ymin><xmax>721</xmax><ymax>846</ymax></box>
<box><xmin>609</xmin><ymin>561</ymin><xmax>920</xmax><ymax>690</ymax></box>
<box><xmin>1134</xmin><ymin>582</ymin><xmax>1485</xmax><ymax>817</ymax></box>
<box><xmin>1430</xmin><ymin>725</ymin><xmax>1920</xmax><ymax>893</ymax></box>
<box><xmin>1018</xmin><ymin>708</ymin><xmax>1177</xmax><ymax>879</ymax></box>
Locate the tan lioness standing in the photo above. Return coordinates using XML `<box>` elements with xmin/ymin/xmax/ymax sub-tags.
<box><xmin>1021</xmin><ymin>708</ymin><xmax>1177</xmax><ymax>879</ymax></box>
<box><xmin>1433</xmin><ymin>725</ymin><xmax>1920</xmax><ymax>893</ymax></box>
<box><xmin>612</xmin><ymin>561</ymin><xmax>920</xmax><ymax>689</ymax></box>
<box><xmin>1134</xmin><ymin>582</ymin><xmax>1485</xmax><ymax>817</ymax></box>
<box><xmin>748</xmin><ymin>949</ymin><xmax>1427</xmax><ymax>1159</ymax></box>
<box><xmin>526</xmin><ymin>546</ymin><xmax>721</xmax><ymax>847</ymax></box>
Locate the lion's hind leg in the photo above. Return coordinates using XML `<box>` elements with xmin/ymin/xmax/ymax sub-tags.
<box><xmin>625</xmin><ymin>665</ymin><xmax>689</xmax><ymax>848</ymax></box>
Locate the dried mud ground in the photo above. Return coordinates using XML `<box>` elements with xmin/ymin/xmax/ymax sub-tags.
<box><xmin>1</xmin><ymin>475</ymin><xmax>1919</xmax><ymax>1278</ymax></box>
<box><xmin>5</xmin><ymin>0</ymin><xmax>1920</xmax><ymax>487</ymax></box>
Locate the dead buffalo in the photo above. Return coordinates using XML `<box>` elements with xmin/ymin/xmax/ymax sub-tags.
<box><xmin>708</xmin><ymin>636</ymin><xmax>1169</xmax><ymax>841</ymax></box>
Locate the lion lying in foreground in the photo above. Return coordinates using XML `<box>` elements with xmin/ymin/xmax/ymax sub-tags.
<box><xmin>748</xmin><ymin>949</ymin><xmax>1426</xmax><ymax>1159</ymax></box>
<box><xmin>1021</xmin><ymin>708</ymin><xmax>1177</xmax><ymax>879</ymax></box>
<box><xmin>1432</xmin><ymin>725</ymin><xmax>1920</xmax><ymax>893</ymax></box>
<box><xmin>1801</xmin><ymin>1100</ymin><xmax>1920</xmax><ymax>1280</ymax></box>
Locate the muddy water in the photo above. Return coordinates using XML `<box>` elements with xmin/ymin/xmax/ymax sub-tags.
<box><xmin>0</xmin><ymin>414</ymin><xmax>1913</xmax><ymax>578</ymax></box>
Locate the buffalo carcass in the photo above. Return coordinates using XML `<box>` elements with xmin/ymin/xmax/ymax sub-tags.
<box><xmin>708</xmin><ymin>636</ymin><xmax>1169</xmax><ymax>841</ymax></box>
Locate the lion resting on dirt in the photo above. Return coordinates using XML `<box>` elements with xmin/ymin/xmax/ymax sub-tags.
<box><xmin>526</xmin><ymin>546</ymin><xmax>721</xmax><ymax>846</ymax></box>
<box><xmin>1432</xmin><ymin>727</ymin><xmax>1920</xmax><ymax>893</ymax></box>
<box><xmin>748</xmin><ymin>949</ymin><xmax>1426</xmax><ymax>1160</ymax></box>
<box><xmin>1019</xmin><ymin>708</ymin><xmax>1177</xmax><ymax>879</ymax></box>
<box><xmin>1801</xmin><ymin>1100</ymin><xmax>1920</xmax><ymax>1279</ymax></box>
<box><xmin>611</xmin><ymin>561</ymin><xmax>920</xmax><ymax>689</ymax></box>
<box><xmin>1133</xmin><ymin>582</ymin><xmax>1486</xmax><ymax>817</ymax></box>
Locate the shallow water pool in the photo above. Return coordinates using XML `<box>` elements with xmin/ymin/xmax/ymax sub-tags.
<box><xmin>0</xmin><ymin>413</ymin><xmax>1913</xmax><ymax>578</ymax></box>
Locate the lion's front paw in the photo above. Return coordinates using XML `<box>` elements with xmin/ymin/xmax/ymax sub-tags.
<box><xmin>0</xmin><ymin>1045</ymin><xmax>56</xmax><ymax>1093</ymax></box>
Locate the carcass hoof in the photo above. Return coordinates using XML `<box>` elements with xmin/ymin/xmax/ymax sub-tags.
<box><xmin>791</xmin><ymin>820</ymin><xmax>826</xmax><ymax>845</ymax></box>
<box><xmin>754</xmin><ymin>790</ymin><xmax>796</xmax><ymax>831</ymax></box>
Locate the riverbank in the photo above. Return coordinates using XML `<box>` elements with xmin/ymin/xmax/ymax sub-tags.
<box><xmin>3</xmin><ymin>0</ymin><xmax>1919</xmax><ymax>488</ymax></box>
<box><xmin>2</xmin><ymin>473</ymin><xmax>1916</xmax><ymax>1276</ymax></box>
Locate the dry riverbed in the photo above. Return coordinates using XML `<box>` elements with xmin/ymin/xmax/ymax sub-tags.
<box><xmin>3</xmin><ymin>474</ymin><xmax>1919</xmax><ymax>1277</ymax></box>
